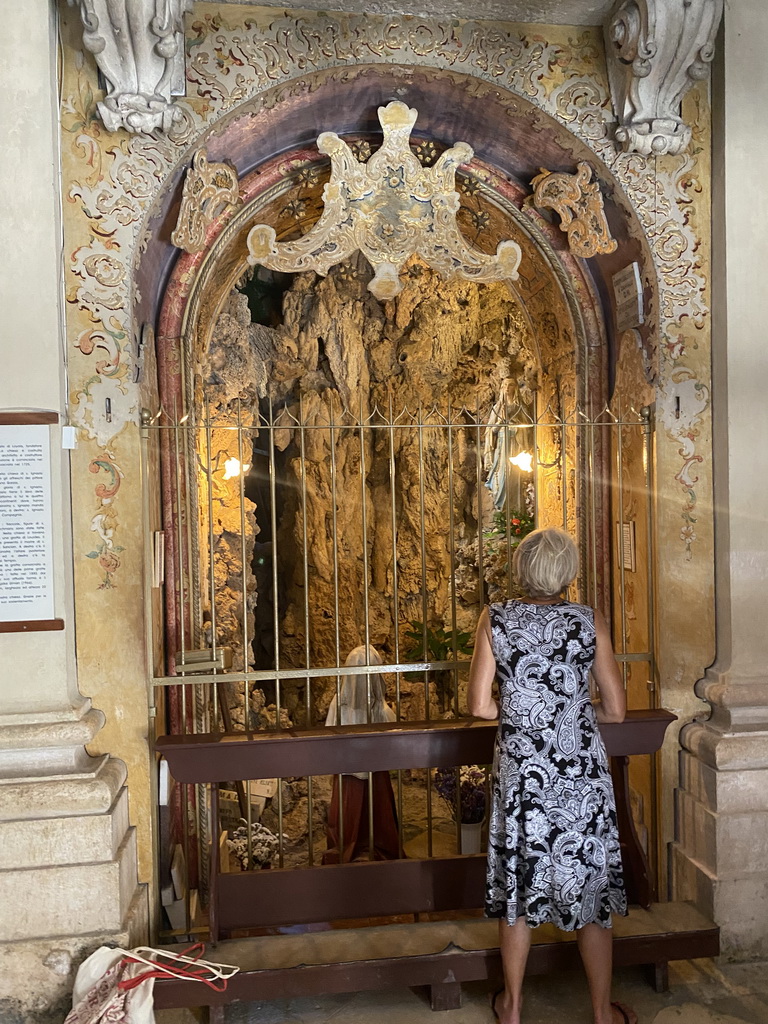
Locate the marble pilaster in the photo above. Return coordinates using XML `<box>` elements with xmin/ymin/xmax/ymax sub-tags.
<box><xmin>671</xmin><ymin>0</ymin><xmax>768</xmax><ymax>958</ymax></box>
<box><xmin>0</xmin><ymin>2</ymin><xmax>147</xmax><ymax>1020</ymax></box>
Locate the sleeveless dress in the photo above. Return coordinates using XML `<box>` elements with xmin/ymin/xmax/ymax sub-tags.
<box><xmin>485</xmin><ymin>600</ymin><xmax>627</xmax><ymax>930</ymax></box>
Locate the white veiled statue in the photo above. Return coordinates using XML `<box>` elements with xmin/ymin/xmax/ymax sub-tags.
<box><xmin>322</xmin><ymin>644</ymin><xmax>400</xmax><ymax>863</ymax></box>
<box><xmin>325</xmin><ymin>644</ymin><xmax>397</xmax><ymax>730</ymax></box>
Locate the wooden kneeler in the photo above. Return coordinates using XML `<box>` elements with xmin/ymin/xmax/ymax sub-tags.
<box><xmin>155</xmin><ymin>710</ymin><xmax>719</xmax><ymax>1020</ymax></box>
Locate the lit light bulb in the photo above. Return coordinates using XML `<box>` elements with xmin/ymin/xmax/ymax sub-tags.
<box><xmin>509</xmin><ymin>451</ymin><xmax>533</xmax><ymax>473</ymax></box>
<box><xmin>223</xmin><ymin>457</ymin><xmax>250</xmax><ymax>480</ymax></box>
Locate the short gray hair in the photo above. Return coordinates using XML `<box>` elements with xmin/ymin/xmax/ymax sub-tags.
<box><xmin>513</xmin><ymin>527</ymin><xmax>579</xmax><ymax>598</ymax></box>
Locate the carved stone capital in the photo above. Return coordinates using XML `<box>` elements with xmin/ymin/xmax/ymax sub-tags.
<box><xmin>68</xmin><ymin>0</ymin><xmax>193</xmax><ymax>134</ymax></box>
<box><xmin>604</xmin><ymin>0</ymin><xmax>723</xmax><ymax>156</ymax></box>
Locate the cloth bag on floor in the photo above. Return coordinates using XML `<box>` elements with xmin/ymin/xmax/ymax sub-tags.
<box><xmin>64</xmin><ymin>946</ymin><xmax>155</xmax><ymax>1024</ymax></box>
<box><xmin>65</xmin><ymin>944</ymin><xmax>239</xmax><ymax>1024</ymax></box>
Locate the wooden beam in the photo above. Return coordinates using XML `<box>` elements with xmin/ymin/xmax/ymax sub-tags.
<box><xmin>157</xmin><ymin>709</ymin><xmax>677</xmax><ymax>783</ymax></box>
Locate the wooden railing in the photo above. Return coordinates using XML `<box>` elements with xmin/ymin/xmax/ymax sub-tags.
<box><xmin>157</xmin><ymin>709</ymin><xmax>676</xmax><ymax>938</ymax></box>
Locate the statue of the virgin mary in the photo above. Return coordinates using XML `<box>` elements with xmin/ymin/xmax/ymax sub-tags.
<box><xmin>323</xmin><ymin>645</ymin><xmax>401</xmax><ymax>863</ymax></box>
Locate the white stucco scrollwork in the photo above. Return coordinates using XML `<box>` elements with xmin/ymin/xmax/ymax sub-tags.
<box><xmin>604</xmin><ymin>0</ymin><xmax>723</xmax><ymax>156</ymax></box>
<box><xmin>67</xmin><ymin>0</ymin><xmax>193</xmax><ymax>134</ymax></box>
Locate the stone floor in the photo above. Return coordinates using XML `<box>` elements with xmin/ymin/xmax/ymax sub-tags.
<box><xmin>155</xmin><ymin>958</ymin><xmax>768</xmax><ymax>1023</ymax></box>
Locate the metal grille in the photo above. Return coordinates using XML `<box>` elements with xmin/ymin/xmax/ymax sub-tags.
<box><xmin>143</xmin><ymin>397</ymin><xmax>656</xmax><ymax>934</ymax></box>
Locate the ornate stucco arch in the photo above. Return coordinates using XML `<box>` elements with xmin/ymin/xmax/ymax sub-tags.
<box><xmin>61</xmin><ymin>7</ymin><xmax>712</xmax><ymax>895</ymax></box>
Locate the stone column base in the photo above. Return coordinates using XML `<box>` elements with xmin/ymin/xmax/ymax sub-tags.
<box><xmin>0</xmin><ymin>885</ymin><xmax>147</xmax><ymax>1024</ymax></box>
<box><xmin>674</xmin><ymin>717</ymin><xmax>768</xmax><ymax>959</ymax></box>
<box><xmin>0</xmin><ymin>710</ymin><xmax>150</xmax><ymax>1022</ymax></box>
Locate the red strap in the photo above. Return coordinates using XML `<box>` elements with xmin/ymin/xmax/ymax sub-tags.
<box><xmin>117</xmin><ymin>945</ymin><xmax>229</xmax><ymax>993</ymax></box>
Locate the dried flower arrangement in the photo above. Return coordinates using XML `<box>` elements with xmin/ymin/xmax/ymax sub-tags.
<box><xmin>433</xmin><ymin>765</ymin><xmax>487</xmax><ymax>824</ymax></box>
<box><xmin>226</xmin><ymin>819</ymin><xmax>282</xmax><ymax>870</ymax></box>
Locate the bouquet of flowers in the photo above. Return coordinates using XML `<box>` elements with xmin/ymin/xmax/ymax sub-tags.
<box><xmin>226</xmin><ymin>819</ymin><xmax>282</xmax><ymax>870</ymax></box>
<box><xmin>433</xmin><ymin>765</ymin><xmax>487</xmax><ymax>824</ymax></box>
<box><xmin>490</xmin><ymin>507</ymin><xmax>535</xmax><ymax>539</ymax></box>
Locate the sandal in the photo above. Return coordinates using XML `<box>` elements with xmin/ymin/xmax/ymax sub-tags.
<box><xmin>491</xmin><ymin>987</ymin><xmax>504</xmax><ymax>1021</ymax></box>
<box><xmin>611</xmin><ymin>1002</ymin><xmax>638</xmax><ymax>1024</ymax></box>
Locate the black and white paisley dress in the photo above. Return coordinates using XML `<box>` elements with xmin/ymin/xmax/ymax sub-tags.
<box><xmin>485</xmin><ymin>600</ymin><xmax>627</xmax><ymax>930</ymax></box>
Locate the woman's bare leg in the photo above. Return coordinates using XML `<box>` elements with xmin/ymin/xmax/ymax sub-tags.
<box><xmin>576</xmin><ymin>923</ymin><xmax>615</xmax><ymax>1024</ymax></box>
<box><xmin>496</xmin><ymin>916</ymin><xmax>531</xmax><ymax>1024</ymax></box>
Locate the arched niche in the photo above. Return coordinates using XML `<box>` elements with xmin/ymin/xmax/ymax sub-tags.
<box><xmin>135</xmin><ymin>60</ymin><xmax>662</xmax><ymax>886</ymax></box>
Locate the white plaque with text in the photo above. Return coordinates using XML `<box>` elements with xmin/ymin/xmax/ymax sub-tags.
<box><xmin>0</xmin><ymin>424</ymin><xmax>55</xmax><ymax>621</ymax></box>
<box><xmin>613</xmin><ymin>261</ymin><xmax>644</xmax><ymax>333</ymax></box>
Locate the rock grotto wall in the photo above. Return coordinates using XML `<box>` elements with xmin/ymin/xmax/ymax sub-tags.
<box><xmin>201</xmin><ymin>254</ymin><xmax>540</xmax><ymax>728</ymax></box>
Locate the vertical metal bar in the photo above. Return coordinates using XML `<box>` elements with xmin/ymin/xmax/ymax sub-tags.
<box><xmin>475</xmin><ymin>396</ymin><xmax>485</xmax><ymax>606</ymax></box>
<box><xmin>140</xmin><ymin>416</ymin><xmax>161</xmax><ymax>943</ymax></box>
<box><xmin>642</xmin><ymin>405</ymin><xmax>661</xmax><ymax>891</ymax></box>
<box><xmin>388</xmin><ymin>396</ymin><xmax>404</xmax><ymax>858</ymax></box>
<box><xmin>298</xmin><ymin>395</ymin><xmax>314</xmax><ymax>865</ymax></box>
<box><xmin>589</xmin><ymin>420</ymin><xmax>599</xmax><ymax>610</ymax></box>
<box><xmin>329</xmin><ymin>401</ymin><xmax>344</xmax><ymax>858</ymax></box>
<box><xmin>329</xmin><ymin>402</ymin><xmax>342</xmax><ymax>718</ymax></box>
<box><xmin>173</xmin><ymin>405</ymin><xmax>187</xmax><ymax>675</ymax></box>
<box><xmin>182</xmin><ymin>412</ymin><xmax>198</xmax><ymax>731</ymax></box>
<box><xmin>267</xmin><ymin>396</ymin><xmax>284</xmax><ymax>868</ymax></box>
<box><xmin>267</xmin><ymin>395</ymin><xmax>281</xmax><ymax>698</ymax></box>
<box><xmin>446</xmin><ymin>400</ymin><xmax>459</xmax><ymax>716</ymax></box>
<box><xmin>388</xmin><ymin>396</ymin><xmax>402</xmax><ymax>720</ymax></box>
<box><xmin>642</xmin><ymin>407</ymin><xmax>657</xmax><ymax>696</ymax></box>
<box><xmin>173</xmin><ymin>400</ymin><xmax>190</xmax><ymax>943</ymax></box>
<box><xmin>560</xmin><ymin>406</ymin><xmax>568</xmax><ymax>533</ymax></box>
<box><xmin>237</xmin><ymin>423</ymin><xmax>252</xmax><ymax>872</ymax></box>
<box><xmin>237</xmin><ymin>401</ymin><xmax>249</xmax><ymax>724</ymax></box>
<box><xmin>358</xmin><ymin>395</ymin><xmax>376</xmax><ymax>860</ymax></box>
<box><xmin>172</xmin><ymin>404</ymin><xmax>191</xmax><ymax>921</ymax></box>
<box><xmin>200</xmin><ymin>404</ymin><xmax>217</xmax><ymax>887</ymax></box>
<box><xmin>204</xmin><ymin>399</ymin><xmax>218</xmax><ymax>664</ymax></box>
<box><xmin>503</xmin><ymin>392</ymin><xmax>513</xmax><ymax>598</ymax></box>
<box><xmin>417</xmin><ymin>405</ymin><xmax>430</xmax><ymax>720</ymax></box>
<box><xmin>616</xmin><ymin>401</ymin><xmax>628</xmax><ymax>688</ymax></box>
<box><xmin>359</xmin><ymin>396</ymin><xmax>372</xmax><ymax>685</ymax></box>
<box><xmin>416</xmin><ymin>405</ymin><xmax>432</xmax><ymax>856</ymax></box>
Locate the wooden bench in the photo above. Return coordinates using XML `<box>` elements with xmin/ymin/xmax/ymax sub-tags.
<box><xmin>155</xmin><ymin>710</ymin><xmax>719</xmax><ymax>1020</ymax></box>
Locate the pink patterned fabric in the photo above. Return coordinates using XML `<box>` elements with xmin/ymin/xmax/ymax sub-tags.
<box><xmin>65</xmin><ymin>949</ymin><xmax>155</xmax><ymax>1024</ymax></box>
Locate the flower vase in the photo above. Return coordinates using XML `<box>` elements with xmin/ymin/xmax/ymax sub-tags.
<box><xmin>460</xmin><ymin>821</ymin><xmax>483</xmax><ymax>855</ymax></box>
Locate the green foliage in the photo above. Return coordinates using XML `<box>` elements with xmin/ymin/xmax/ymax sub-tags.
<box><xmin>489</xmin><ymin>507</ymin><xmax>535</xmax><ymax>539</ymax></box>
<box><xmin>403</xmin><ymin>620</ymin><xmax>474</xmax><ymax>663</ymax></box>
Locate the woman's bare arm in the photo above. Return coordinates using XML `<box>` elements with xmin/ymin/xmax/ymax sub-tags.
<box><xmin>467</xmin><ymin>607</ymin><xmax>499</xmax><ymax>720</ymax></box>
<box><xmin>591</xmin><ymin>608</ymin><xmax>626</xmax><ymax>724</ymax></box>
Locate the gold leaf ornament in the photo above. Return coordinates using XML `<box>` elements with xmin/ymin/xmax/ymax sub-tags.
<box><xmin>171</xmin><ymin>148</ymin><xmax>241</xmax><ymax>254</ymax></box>
<box><xmin>529</xmin><ymin>162</ymin><xmax>617</xmax><ymax>259</ymax></box>
<box><xmin>246</xmin><ymin>101</ymin><xmax>522</xmax><ymax>301</ymax></box>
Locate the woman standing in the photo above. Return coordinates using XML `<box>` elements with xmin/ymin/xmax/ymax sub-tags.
<box><xmin>467</xmin><ymin>527</ymin><xmax>636</xmax><ymax>1024</ymax></box>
